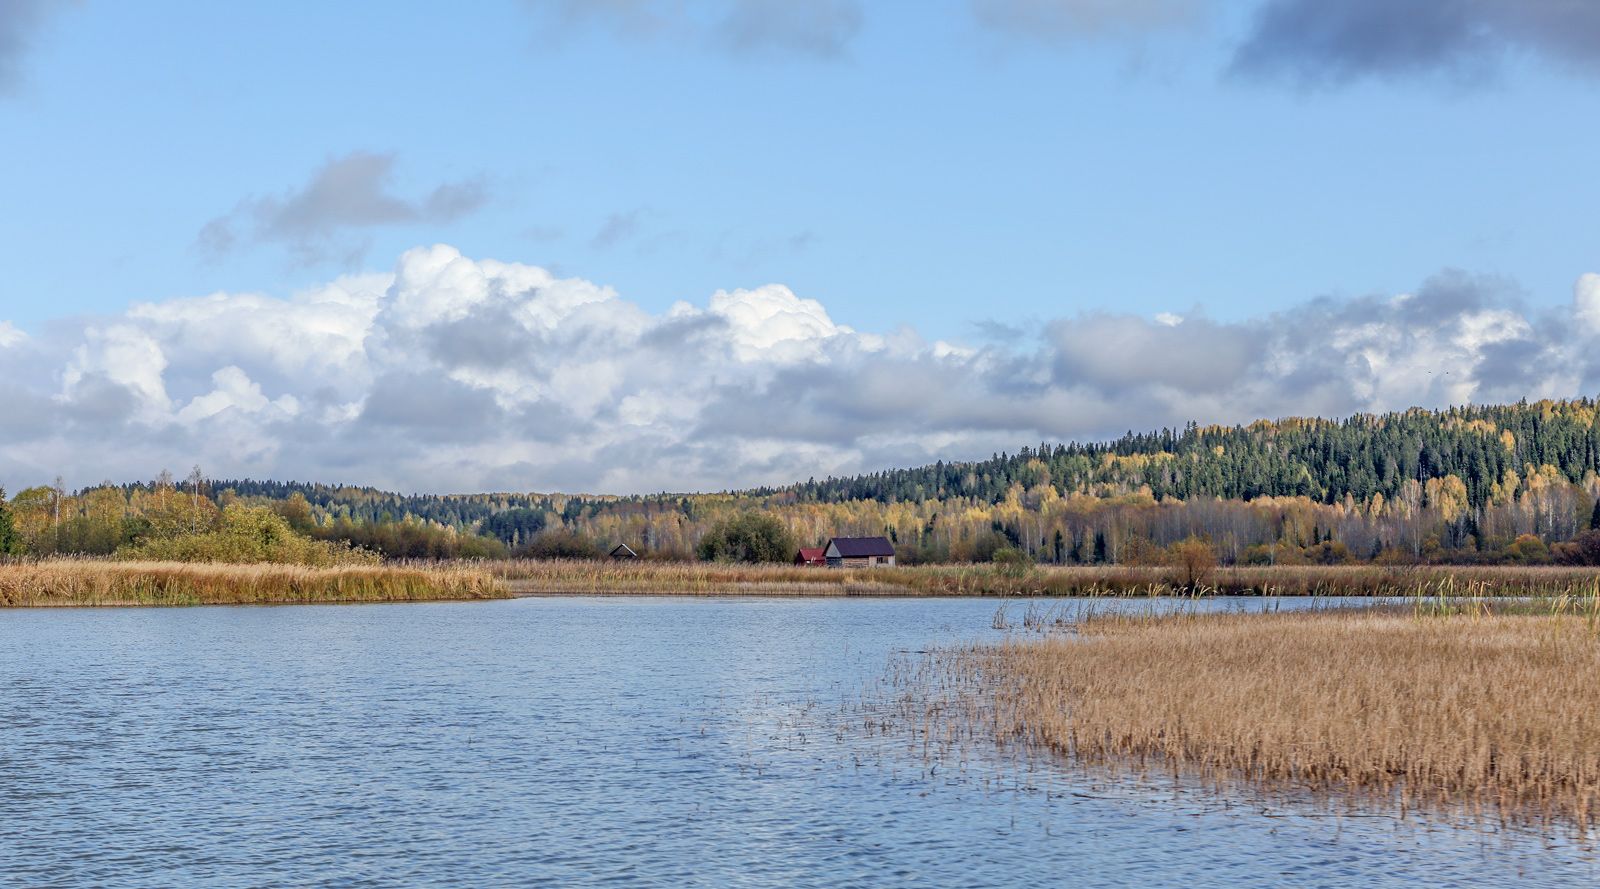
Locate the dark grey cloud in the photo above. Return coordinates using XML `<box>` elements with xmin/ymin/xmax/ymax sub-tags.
<box><xmin>197</xmin><ymin>152</ymin><xmax>488</xmax><ymax>267</ymax></box>
<box><xmin>359</xmin><ymin>372</ymin><xmax>503</xmax><ymax>442</ymax></box>
<box><xmin>0</xmin><ymin>0</ymin><xmax>73</xmax><ymax>94</ymax></box>
<box><xmin>1231</xmin><ymin>0</ymin><xmax>1600</xmax><ymax>85</ymax></box>
<box><xmin>421</xmin><ymin>306</ymin><xmax>542</xmax><ymax>373</ymax></box>
<box><xmin>971</xmin><ymin>0</ymin><xmax>1600</xmax><ymax>87</ymax></box>
<box><xmin>524</xmin><ymin>0</ymin><xmax>862</xmax><ymax>58</ymax></box>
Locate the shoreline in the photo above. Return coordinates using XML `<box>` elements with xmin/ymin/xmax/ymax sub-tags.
<box><xmin>493</xmin><ymin>561</ymin><xmax>1600</xmax><ymax>598</ymax></box>
<box><xmin>4</xmin><ymin>559</ymin><xmax>1597</xmax><ymax>606</ymax></box>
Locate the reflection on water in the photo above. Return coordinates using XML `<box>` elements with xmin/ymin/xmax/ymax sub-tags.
<box><xmin>0</xmin><ymin>597</ymin><xmax>1593</xmax><ymax>887</ymax></box>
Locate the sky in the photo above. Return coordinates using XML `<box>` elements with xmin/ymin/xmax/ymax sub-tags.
<box><xmin>1</xmin><ymin>0</ymin><xmax>1598</xmax><ymax>494</ymax></box>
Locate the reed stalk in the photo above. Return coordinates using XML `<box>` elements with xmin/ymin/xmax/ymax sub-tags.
<box><xmin>0</xmin><ymin>559</ymin><xmax>507</xmax><ymax>606</ymax></box>
<box><xmin>906</xmin><ymin>608</ymin><xmax>1600</xmax><ymax>828</ymax></box>
<box><xmin>491</xmin><ymin>559</ymin><xmax>1600</xmax><ymax>598</ymax></box>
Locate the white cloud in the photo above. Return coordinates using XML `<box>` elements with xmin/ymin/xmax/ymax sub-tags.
<box><xmin>177</xmin><ymin>366</ymin><xmax>299</xmax><ymax>423</ymax></box>
<box><xmin>1574</xmin><ymin>273</ymin><xmax>1600</xmax><ymax>333</ymax></box>
<box><xmin>61</xmin><ymin>324</ymin><xmax>172</xmax><ymax>417</ymax></box>
<box><xmin>2</xmin><ymin>247</ymin><xmax>1598</xmax><ymax>494</ymax></box>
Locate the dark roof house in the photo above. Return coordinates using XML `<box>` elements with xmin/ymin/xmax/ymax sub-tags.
<box><xmin>610</xmin><ymin>543</ymin><xmax>638</xmax><ymax>559</ymax></box>
<box><xmin>825</xmin><ymin>536</ymin><xmax>896</xmax><ymax>568</ymax></box>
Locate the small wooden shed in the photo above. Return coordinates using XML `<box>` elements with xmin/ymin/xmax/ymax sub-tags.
<box><xmin>609</xmin><ymin>543</ymin><xmax>638</xmax><ymax>559</ymax></box>
<box><xmin>825</xmin><ymin>537</ymin><xmax>896</xmax><ymax>568</ymax></box>
<box><xmin>795</xmin><ymin>547</ymin><xmax>826</xmax><ymax>567</ymax></box>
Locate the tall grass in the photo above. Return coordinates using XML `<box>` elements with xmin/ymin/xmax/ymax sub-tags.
<box><xmin>490</xmin><ymin>559</ymin><xmax>908</xmax><ymax>595</ymax></box>
<box><xmin>898</xmin><ymin>607</ymin><xmax>1600</xmax><ymax>828</ymax></box>
<box><xmin>0</xmin><ymin>559</ymin><xmax>508</xmax><ymax>606</ymax></box>
<box><xmin>488</xmin><ymin>559</ymin><xmax>1600</xmax><ymax>598</ymax></box>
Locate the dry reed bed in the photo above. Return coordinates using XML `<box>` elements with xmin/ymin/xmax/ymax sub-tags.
<box><xmin>494</xmin><ymin>559</ymin><xmax>909</xmax><ymax>595</ymax></box>
<box><xmin>899</xmin><ymin>608</ymin><xmax>1600</xmax><ymax>828</ymax></box>
<box><xmin>0</xmin><ymin>560</ymin><xmax>508</xmax><ymax>606</ymax></box>
<box><xmin>487</xmin><ymin>559</ymin><xmax>1600</xmax><ymax>598</ymax></box>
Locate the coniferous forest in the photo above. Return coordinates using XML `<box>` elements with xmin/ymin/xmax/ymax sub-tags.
<box><xmin>7</xmin><ymin>399</ymin><xmax>1600</xmax><ymax>565</ymax></box>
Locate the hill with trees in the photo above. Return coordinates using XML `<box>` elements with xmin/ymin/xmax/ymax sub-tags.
<box><xmin>6</xmin><ymin>399</ymin><xmax>1600</xmax><ymax>566</ymax></box>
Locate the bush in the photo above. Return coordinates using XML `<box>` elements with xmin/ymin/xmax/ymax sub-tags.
<box><xmin>696</xmin><ymin>513</ymin><xmax>795</xmax><ymax>563</ymax></box>
<box><xmin>317</xmin><ymin>517</ymin><xmax>507</xmax><ymax>560</ymax></box>
<box><xmin>1499</xmin><ymin>534</ymin><xmax>1553</xmax><ymax>565</ymax></box>
<box><xmin>516</xmin><ymin>529</ymin><xmax>603</xmax><ymax>560</ymax></box>
<box><xmin>991</xmin><ymin>547</ymin><xmax>1035</xmax><ymax>579</ymax></box>
<box><xmin>1167</xmin><ymin>536</ymin><xmax>1217</xmax><ymax>589</ymax></box>
<box><xmin>118</xmin><ymin>505</ymin><xmax>378</xmax><ymax>567</ymax></box>
<box><xmin>1554</xmin><ymin>530</ymin><xmax>1600</xmax><ymax>566</ymax></box>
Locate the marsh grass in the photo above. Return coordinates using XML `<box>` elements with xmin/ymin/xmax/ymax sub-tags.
<box><xmin>491</xmin><ymin>559</ymin><xmax>1600</xmax><ymax>599</ymax></box>
<box><xmin>0</xmin><ymin>559</ymin><xmax>507</xmax><ymax>606</ymax></box>
<box><xmin>892</xmin><ymin>604</ymin><xmax>1600</xmax><ymax>829</ymax></box>
<box><xmin>494</xmin><ymin>559</ymin><xmax>908</xmax><ymax>595</ymax></box>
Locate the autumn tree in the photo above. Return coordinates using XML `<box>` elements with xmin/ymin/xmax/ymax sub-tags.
<box><xmin>271</xmin><ymin>493</ymin><xmax>317</xmax><ymax>534</ymax></box>
<box><xmin>1168</xmin><ymin>536</ymin><xmax>1217</xmax><ymax>590</ymax></box>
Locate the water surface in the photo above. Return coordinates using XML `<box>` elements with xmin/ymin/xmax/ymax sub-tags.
<box><xmin>0</xmin><ymin>597</ymin><xmax>1592</xmax><ymax>887</ymax></box>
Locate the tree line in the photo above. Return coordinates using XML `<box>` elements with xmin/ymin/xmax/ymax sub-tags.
<box><xmin>5</xmin><ymin>399</ymin><xmax>1600</xmax><ymax>565</ymax></box>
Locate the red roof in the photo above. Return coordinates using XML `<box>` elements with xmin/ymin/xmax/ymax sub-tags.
<box><xmin>795</xmin><ymin>548</ymin><xmax>826</xmax><ymax>565</ymax></box>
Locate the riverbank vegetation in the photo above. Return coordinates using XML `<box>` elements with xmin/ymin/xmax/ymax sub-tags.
<box><xmin>494</xmin><ymin>559</ymin><xmax>1600</xmax><ymax>598</ymax></box>
<box><xmin>8</xmin><ymin>400</ymin><xmax>1600</xmax><ymax>568</ymax></box>
<box><xmin>0</xmin><ymin>560</ymin><xmax>507</xmax><ymax>607</ymax></box>
<box><xmin>897</xmin><ymin>606</ymin><xmax>1600</xmax><ymax>828</ymax></box>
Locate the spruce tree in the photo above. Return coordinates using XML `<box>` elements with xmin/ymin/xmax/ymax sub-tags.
<box><xmin>1591</xmin><ymin>498</ymin><xmax>1600</xmax><ymax>531</ymax></box>
<box><xmin>0</xmin><ymin>488</ymin><xmax>17</xmax><ymax>556</ymax></box>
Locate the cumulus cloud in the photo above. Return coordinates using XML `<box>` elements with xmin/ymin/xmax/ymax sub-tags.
<box><xmin>524</xmin><ymin>0</ymin><xmax>862</xmax><ymax>58</ymax></box>
<box><xmin>197</xmin><ymin>152</ymin><xmax>488</xmax><ymax>267</ymax></box>
<box><xmin>1232</xmin><ymin>0</ymin><xmax>1600</xmax><ymax>85</ymax></box>
<box><xmin>0</xmin><ymin>247</ymin><xmax>1597</xmax><ymax>494</ymax></box>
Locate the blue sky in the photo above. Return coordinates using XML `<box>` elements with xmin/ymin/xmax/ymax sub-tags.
<box><xmin>2</xmin><ymin>0</ymin><xmax>1599</xmax><ymax>493</ymax></box>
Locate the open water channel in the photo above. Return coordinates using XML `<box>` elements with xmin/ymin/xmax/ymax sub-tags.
<box><xmin>0</xmin><ymin>596</ymin><xmax>1593</xmax><ymax>887</ymax></box>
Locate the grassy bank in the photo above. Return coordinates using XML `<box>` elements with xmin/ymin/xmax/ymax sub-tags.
<box><xmin>908</xmin><ymin>607</ymin><xmax>1600</xmax><ymax>828</ymax></box>
<box><xmin>0</xmin><ymin>560</ymin><xmax>508</xmax><ymax>606</ymax></box>
<box><xmin>491</xmin><ymin>559</ymin><xmax>1600</xmax><ymax>598</ymax></box>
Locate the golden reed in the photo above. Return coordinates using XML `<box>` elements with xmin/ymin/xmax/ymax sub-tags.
<box><xmin>490</xmin><ymin>558</ymin><xmax>1600</xmax><ymax>598</ymax></box>
<box><xmin>0</xmin><ymin>559</ymin><xmax>508</xmax><ymax>606</ymax></box>
<box><xmin>910</xmin><ymin>607</ymin><xmax>1600</xmax><ymax>828</ymax></box>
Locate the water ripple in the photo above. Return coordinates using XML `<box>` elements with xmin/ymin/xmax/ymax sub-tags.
<box><xmin>0</xmin><ymin>597</ymin><xmax>1592</xmax><ymax>887</ymax></box>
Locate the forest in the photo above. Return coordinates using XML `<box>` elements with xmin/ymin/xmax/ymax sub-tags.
<box><xmin>5</xmin><ymin>399</ymin><xmax>1600</xmax><ymax>566</ymax></box>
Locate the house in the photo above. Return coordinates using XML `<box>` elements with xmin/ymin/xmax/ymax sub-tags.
<box><xmin>825</xmin><ymin>536</ymin><xmax>896</xmax><ymax>568</ymax></box>
<box><xmin>609</xmin><ymin>543</ymin><xmax>638</xmax><ymax>559</ymax></box>
<box><xmin>795</xmin><ymin>547</ymin><xmax>826</xmax><ymax>567</ymax></box>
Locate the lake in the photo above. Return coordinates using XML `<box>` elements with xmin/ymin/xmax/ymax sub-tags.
<box><xmin>0</xmin><ymin>596</ymin><xmax>1593</xmax><ymax>887</ymax></box>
